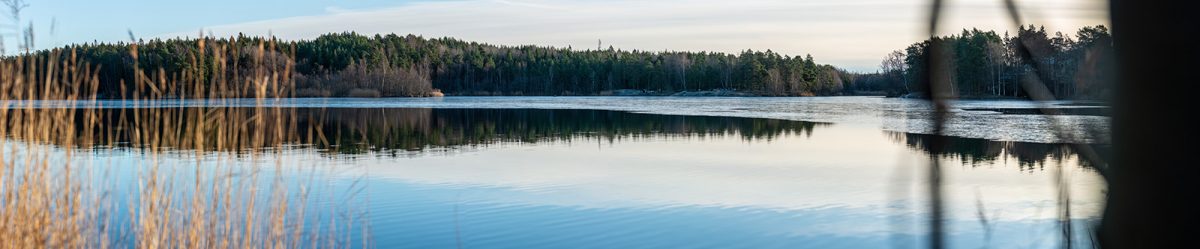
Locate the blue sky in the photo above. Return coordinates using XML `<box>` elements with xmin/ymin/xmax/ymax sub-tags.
<box><xmin>19</xmin><ymin>0</ymin><xmax>405</xmax><ymax>44</ymax></box>
<box><xmin>17</xmin><ymin>0</ymin><xmax>1107</xmax><ymax>71</ymax></box>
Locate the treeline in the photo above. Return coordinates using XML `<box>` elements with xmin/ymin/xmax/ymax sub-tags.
<box><xmin>28</xmin><ymin>32</ymin><xmax>850</xmax><ymax>98</ymax></box>
<box><xmin>849</xmin><ymin>25</ymin><xmax>1115</xmax><ymax>99</ymax></box>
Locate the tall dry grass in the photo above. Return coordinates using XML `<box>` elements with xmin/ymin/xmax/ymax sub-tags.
<box><xmin>0</xmin><ymin>37</ymin><xmax>365</xmax><ymax>248</ymax></box>
<box><xmin>0</xmin><ymin>47</ymin><xmax>105</xmax><ymax>248</ymax></box>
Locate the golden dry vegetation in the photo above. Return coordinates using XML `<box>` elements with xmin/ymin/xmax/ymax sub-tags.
<box><xmin>0</xmin><ymin>38</ymin><xmax>365</xmax><ymax>248</ymax></box>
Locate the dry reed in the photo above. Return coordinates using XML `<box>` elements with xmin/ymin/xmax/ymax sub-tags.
<box><xmin>0</xmin><ymin>36</ymin><xmax>365</xmax><ymax>248</ymax></box>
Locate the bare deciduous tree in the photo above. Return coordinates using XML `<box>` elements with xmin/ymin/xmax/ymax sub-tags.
<box><xmin>880</xmin><ymin>50</ymin><xmax>908</xmax><ymax>92</ymax></box>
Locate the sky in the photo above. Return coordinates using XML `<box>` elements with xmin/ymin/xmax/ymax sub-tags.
<box><xmin>17</xmin><ymin>0</ymin><xmax>1108</xmax><ymax>71</ymax></box>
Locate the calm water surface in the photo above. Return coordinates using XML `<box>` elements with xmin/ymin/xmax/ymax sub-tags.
<box><xmin>16</xmin><ymin>97</ymin><xmax>1107</xmax><ymax>248</ymax></box>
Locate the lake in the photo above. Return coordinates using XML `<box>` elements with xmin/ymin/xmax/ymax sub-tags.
<box><xmin>8</xmin><ymin>96</ymin><xmax>1107</xmax><ymax>248</ymax></box>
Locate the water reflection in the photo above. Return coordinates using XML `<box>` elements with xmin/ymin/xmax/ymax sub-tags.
<box><xmin>887</xmin><ymin>131</ymin><xmax>1107</xmax><ymax>170</ymax></box>
<box><xmin>311</xmin><ymin>108</ymin><xmax>826</xmax><ymax>155</ymax></box>
<box><xmin>19</xmin><ymin>108</ymin><xmax>825</xmax><ymax>155</ymax></box>
<box><xmin>3</xmin><ymin>107</ymin><xmax>1104</xmax><ymax>248</ymax></box>
<box><xmin>15</xmin><ymin>107</ymin><xmax>1103</xmax><ymax>167</ymax></box>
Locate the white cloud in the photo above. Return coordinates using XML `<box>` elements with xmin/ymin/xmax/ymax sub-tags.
<box><xmin>160</xmin><ymin>0</ymin><xmax>1107</xmax><ymax>71</ymax></box>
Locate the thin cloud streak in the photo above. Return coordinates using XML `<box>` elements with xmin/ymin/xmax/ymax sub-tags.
<box><xmin>160</xmin><ymin>0</ymin><xmax>1107</xmax><ymax>71</ymax></box>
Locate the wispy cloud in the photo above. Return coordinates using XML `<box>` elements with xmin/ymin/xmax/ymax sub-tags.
<box><xmin>489</xmin><ymin>0</ymin><xmax>563</xmax><ymax>10</ymax></box>
<box><xmin>323</xmin><ymin>6</ymin><xmax>352</xmax><ymax>14</ymax></box>
<box><xmin>160</xmin><ymin>0</ymin><xmax>1107</xmax><ymax>71</ymax></box>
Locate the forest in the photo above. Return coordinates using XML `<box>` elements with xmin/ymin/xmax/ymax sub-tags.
<box><xmin>19</xmin><ymin>25</ymin><xmax>1112</xmax><ymax>99</ymax></box>
<box><xmin>26</xmin><ymin>33</ymin><xmax>848</xmax><ymax>98</ymax></box>
<box><xmin>848</xmin><ymin>25</ymin><xmax>1115</xmax><ymax>99</ymax></box>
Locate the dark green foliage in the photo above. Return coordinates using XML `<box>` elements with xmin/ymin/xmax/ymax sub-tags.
<box><xmin>26</xmin><ymin>32</ymin><xmax>848</xmax><ymax>98</ymax></box>
<box><xmin>855</xmin><ymin>25</ymin><xmax>1114</xmax><ymax>99</ymax></box>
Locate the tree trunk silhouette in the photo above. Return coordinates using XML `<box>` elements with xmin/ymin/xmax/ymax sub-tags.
<box><xmin>1101</xmin><ymin>0</ymin><xmax>1200</xmax><ymax>248</ymax></box>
